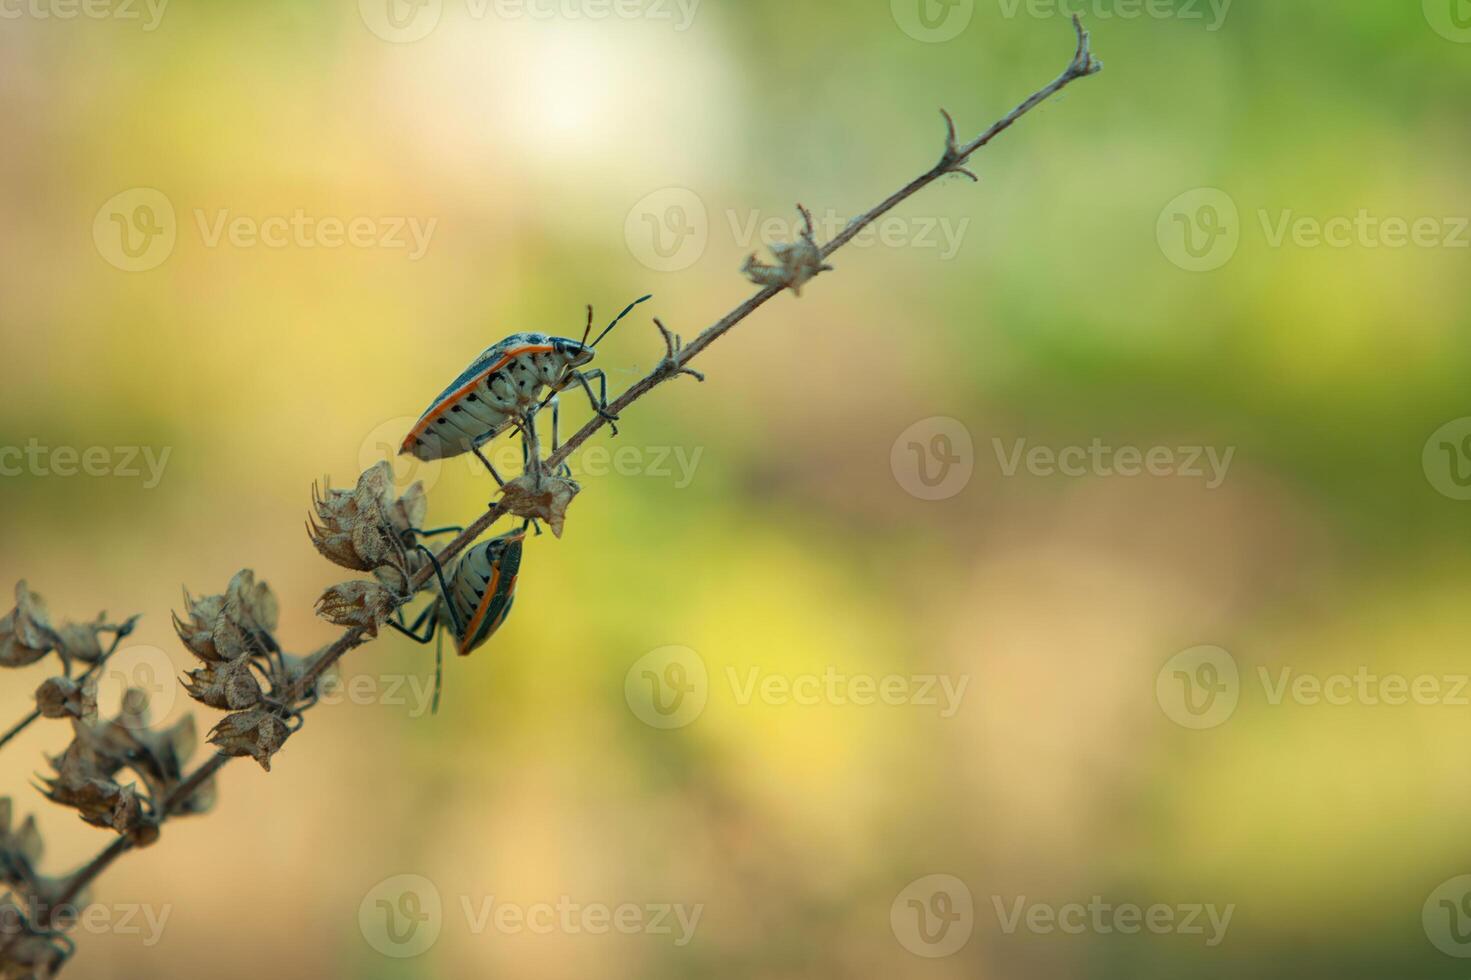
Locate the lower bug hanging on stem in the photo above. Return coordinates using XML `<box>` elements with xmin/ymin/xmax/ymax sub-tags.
<box><xmin>388</xmin><ymin>525</ymin><xmax>527</xmax><ymax>713</ymax></box>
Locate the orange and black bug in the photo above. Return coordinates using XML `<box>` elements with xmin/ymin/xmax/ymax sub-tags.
<box><xmin>399</xmin><ymin>296</ymin><xmax>652</xmax><ymax>484</ymax></box>
<box><xmin>388</xmin><ymin>526</ymin><xmax>525</xmax><ymax>712</ymax></box>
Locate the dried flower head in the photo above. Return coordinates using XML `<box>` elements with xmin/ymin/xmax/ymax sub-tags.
<box><xmin>208</xmin><ymin>708</ymin><xmax>290</xmax><ymax>772</ymax></box>
<box><xmin>316</xmin><ymin>581</ymin><xmax>396</xmax><ymax>637</ymax></box>
<box><xmin>0</xmin><ymin>582</ymin><xmax>56</xmax><ymax>669</ymax></box>
<box><xmin>741</xmin><ymin>205</ymin><xmax>832</xmax><ymax>296</ymax></box>
<box><xmin>173</xmin><ymin>570</ymin><xmax>279</xmax><ymax>663</ymax></box>
<box><xmin>38</xmin><ymin>692</ymin><xmax>207</xmax><ymax>843</ymax></box>
<box><xmin>181</xmin><ymin>656</ymin><xmax>262</xmax><ymax>712</ymax></box>
<box><xmin>34</xmin><ymin>676</ymin><xmax>97</xmax><ymax>723</ymax></box>
<box><xmin>309</xmin><ymin>462</ymin><xmax>426</xmax><ymax>573</ymax></box>
<box><xmin>500</xmin><ymin>473</ymin><xmax>581</xmax><ymax>538</ymax></box>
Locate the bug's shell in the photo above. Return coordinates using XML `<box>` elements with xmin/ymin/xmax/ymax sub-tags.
<box><xmin>442</xmin><ymin>531</ymin><xmax>524</xmax><ymax>656</ymax></box>
<box><xmin>400</xmin><ymin>333</ymin><xmax>592</xmax><ymax>462</ymax></box>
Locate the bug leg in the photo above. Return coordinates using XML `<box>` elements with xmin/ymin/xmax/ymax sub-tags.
<box><xmin>472</xmin><ymin>444</ymin><xmax>506</xmax><ymax>486</ymax></box>
<box><xmin>546</xmin><ymin>394</ymin><xmax>573</xmax><ymax>479</ymax></box>
<box><xmin>414</xmin><ymin>545</ymin><xmax>466</xmax><ymax>639</ymax></box>
<box><xmin>409</xmin><ymin>525</ymin><xmax>464</xmax><ymax>538</ymax></box>
<box><xmin>573</xmin><ymin>369</ymin><xmax>619</xmax><ymax>435</ymax></box>
<box><xmin>387</xmin><ymin>602</ymin><xmax>437</xmax><ymax>644</ymax></box>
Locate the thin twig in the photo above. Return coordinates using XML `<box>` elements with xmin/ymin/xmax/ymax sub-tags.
<box><xmin>41</xmin><ymin>14</ymin><xmax>1101</xmax><ymax>930</ymax></box>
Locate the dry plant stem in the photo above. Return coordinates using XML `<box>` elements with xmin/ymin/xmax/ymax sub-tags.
<box><xmin>43</xmin><ymin>15</ymin><xmax>1101</xmax><ymax>927</ymax></box>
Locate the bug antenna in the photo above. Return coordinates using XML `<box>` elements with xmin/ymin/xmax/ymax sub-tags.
<box><xmin>589</xmin><ymin>294</ymin><xmax>653</xmax><ymax>349</ymax></box>
<box><xmin>579</xmin><ymin>304</ymin><xmax>594</xmax><ymax>345</ymax></box>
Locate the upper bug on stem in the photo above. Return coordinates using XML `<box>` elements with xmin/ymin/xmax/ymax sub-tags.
<box><xmin>399</xmin><ymin>296</ymin><xmax>652</xmax><ymax>483</ymax></box>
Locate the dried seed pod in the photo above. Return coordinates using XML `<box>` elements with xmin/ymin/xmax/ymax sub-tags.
<box><xmin>38</xmin><ymin>756</ymin><xmax>146</xmax><ymax>837</ymax></box>
<box><xmin>208</xmin><ymin>708</ymin><xmax>290</xmax><ymax>772</ymax></box>
<box><xmin>0</xmin><ymin>798</ymin><xmax>44</xmax><ymax>872</ymax></box>
<box><xmin>500</xmin><ymin>473</ymin><xmax>581</xmax><ymax>538</ymax></box>
<box><xmin>34</xmin><ymin>676</ymin><xmax>97</xmax><ymax>722</ymax></box>
<box><xmin>173</xmin><ymin>571</ymin><xmax>280</xmax><ymax>663</ymax></box>
<box><xmin>315</xmin><ymin>581</ymin><xmax>396</xmax><ymax>636</ymax></box>
<box><xmin>0</xmin><ymin>581</ymin><xmax>56</xmax><ymax>668</ymax></box>
<box><xmin>741</xmin><ymin>205</ymin><xmax>832</xmax><ymax>296</ymax></box>
<box><xmin>182</xmin><ymin>655</ymin><xmax>262</xmax><ymax>711</ymax></box>
<box><xmin>309</xmin><ymin>462</ymin><xmax>424</xmax><ymax>572</ymax></box>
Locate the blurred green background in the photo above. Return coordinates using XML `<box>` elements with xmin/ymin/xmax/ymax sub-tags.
<box><xmin>1</xmin><ymin>0</ymin><xmax>1470</xmax><ymax>977</ymax></box>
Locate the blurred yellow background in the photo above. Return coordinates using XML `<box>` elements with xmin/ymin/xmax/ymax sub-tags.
<box><xmin>1</xmin><ymin>1</ymin><xmax>1470</xmax><ymax>977</ymax></box>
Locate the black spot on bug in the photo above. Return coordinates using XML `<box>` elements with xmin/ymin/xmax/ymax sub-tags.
<box><xmin>451</xmin><ymin>406</ymin><xmax>463</xmax><ymax>413</ymax></box>
<box><xmin>467</xmin><ymin>394</ymin><xmax>479</xmax><ymax>402</ymax></box>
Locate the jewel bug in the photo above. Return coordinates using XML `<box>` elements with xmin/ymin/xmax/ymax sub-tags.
<box><xmin>388</xmin><ymin>526</ymin><xmax>526</xmax><ymax>712</ymax></box>
<box><xmin>399</xmin><ymin>295</ymin><xmax>652</xmax><ymax>482</ymax></box>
